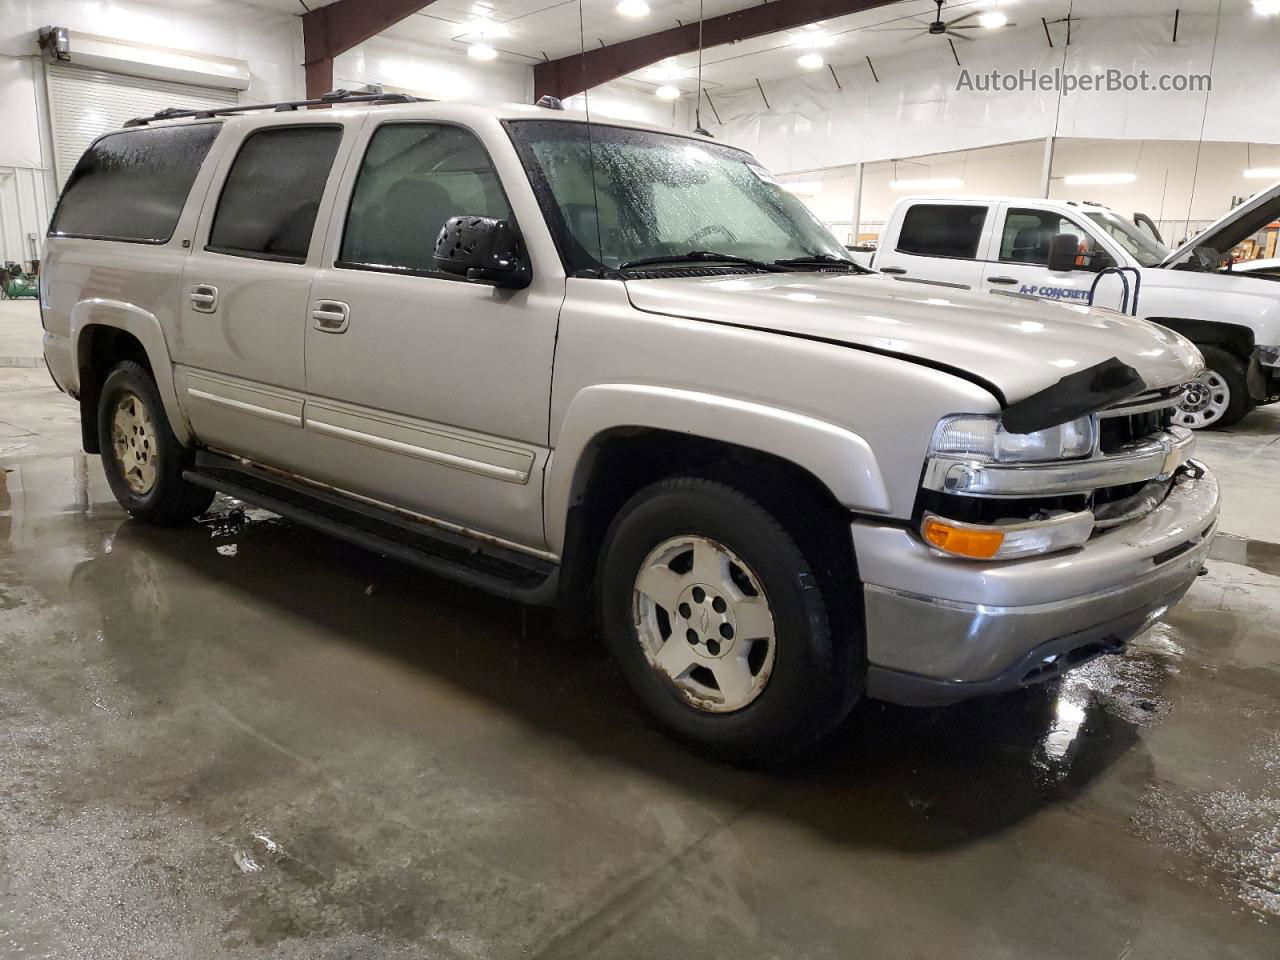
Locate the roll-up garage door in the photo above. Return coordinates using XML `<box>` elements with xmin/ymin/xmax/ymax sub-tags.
<box><xmin>46</xmin><ymin>63</ymin><xmax>238</xmax><ymax>188</ymax></box>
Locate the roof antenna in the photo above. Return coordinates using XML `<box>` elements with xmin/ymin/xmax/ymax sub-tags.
<box><xmin>693</xmin><ymin>0</ymin><xmax>711</xmax><ymax>137</ymax></box>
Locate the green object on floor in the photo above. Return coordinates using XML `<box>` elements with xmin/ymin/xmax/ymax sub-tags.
<box><xmin>1</xmin><ymin>275</ymin><xmax>38</xmax><ymax>299</ymax></box>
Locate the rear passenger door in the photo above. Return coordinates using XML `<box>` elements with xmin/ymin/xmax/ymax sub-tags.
<box><xmin>173</xmin><ymin>120</ymin><xmax>350</xmax><ymax>473</ymax></box>
<box><xmin>872</xmin><ymin>201</ymin><xmax>989</xmax><ymax>288</ymax></box>
<box><xmin>302</xmin><ymin>120</ymin><xmax>561</xmax><ymax>551</ymax></box>
<box><xmin>980</xmin><ymin>204</ymin><xmax>1112</xmax><ymax>304</ymax></box>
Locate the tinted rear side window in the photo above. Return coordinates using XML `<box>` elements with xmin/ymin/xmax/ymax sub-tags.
<box><xmin>49</xmin><ymin>123</ymin><xmax>220</xmax><ymax>243</ymax></box>
<box><xmin>208</xmin><ymin>126</ymin><xmax>342</xmax><ymax>263</ymax></box>
<box><xmin>897</xmin><ymin>204</ymin><xmax>987</xmax><ymax>259</ymax></box>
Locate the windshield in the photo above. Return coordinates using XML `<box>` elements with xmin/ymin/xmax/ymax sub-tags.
<box><xmin>505</xmin><ymin>119</ymin><xmax>852</xmax><ymax>274</ymax></box>
<box><xmin>1084</xmin><ymin>209</ymin><xmax>1170</xmax><ymax>267</ymax></box>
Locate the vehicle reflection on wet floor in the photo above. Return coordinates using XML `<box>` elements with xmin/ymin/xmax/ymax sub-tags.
<box><xmin>1</xmin><ymin>450</ymin><xmax>1277</xmax><ymax>958</ymax></box>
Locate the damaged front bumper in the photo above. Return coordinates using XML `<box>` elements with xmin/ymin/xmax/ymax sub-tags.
<box><xmin>852</xmin><ymin>461</ymin><xmax>1219</xmax><ymax>706</ymax></box>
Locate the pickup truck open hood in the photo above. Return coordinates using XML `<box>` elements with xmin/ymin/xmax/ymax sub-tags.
<box><xmin>1161</xmin><ymin>180</ymin><xmax>1280</xmax><ymax>269</ymax></box>
<box><xmin>624</xmin><ymin>272</ymin><xmax>1202</xmax><ymax>405</ymax></box>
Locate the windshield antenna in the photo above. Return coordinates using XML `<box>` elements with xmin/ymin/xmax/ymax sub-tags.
<box><xmin>694</xmin><ymin>0</ymin><xmax>710</xmax><ymax>136</ymax></box>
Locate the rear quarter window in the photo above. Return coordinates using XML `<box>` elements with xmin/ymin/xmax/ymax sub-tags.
<box><xmin>897</xmin><ymin>203</ymin><xmax>988</xmax><ymax>259</ymax></box>
<box><xmin>48</xmin><ymin>123</ymin><xmax>221</xmax><ymax>244</ymax></box>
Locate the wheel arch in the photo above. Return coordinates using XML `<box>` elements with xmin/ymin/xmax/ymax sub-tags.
<box><xmin>545</xmin><ymin>384</ymin><xmax>891</xmax><ymax>556</ymax></box>
<box><xmin>1148</xmin><ymin>317</ymin><xmax>1255</xmax><ymax>359</ymax></box>
<box><xmin>72</xmin><ymin>301</ymin><xmax>192</xmax><ymax>452</ymax></box>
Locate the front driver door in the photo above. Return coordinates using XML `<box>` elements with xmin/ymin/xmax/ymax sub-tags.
<box><xmin>303</xmin><ymin>120</ymin><xmax>561</xmax><ymax>552</ymax></box>
<box><xmin>981</xmin><ymin>204</ymin><xmax>1111</xmax><ymax>305</ymax></box>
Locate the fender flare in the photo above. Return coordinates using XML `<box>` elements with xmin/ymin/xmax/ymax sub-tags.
<box><xmin>544</xmin><ymin>383</ymin><xmax>891</xmax><ymax>553</ymax></box>
<box><xmin>1147</xmin><ymin>317</ymin><xmax>1255</xmax><ymax>359</ymax></box>
<box><xmin>71</xmin><ymin>299</ymin><xmax>193</xmax><ymax>446</ymax></box>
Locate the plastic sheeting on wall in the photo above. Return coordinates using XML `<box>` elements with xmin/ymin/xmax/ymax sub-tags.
<box><xmin>709</xmin><ymin>11</ymin><xmax>1280</xmax><ymax>173</ymax></box>
<box><xmin>0</xmin><ymin>165</ymin><xmax>51</xmax><ymax>265</ymax></box>
<box><xmin>0</xmin><ymin>56</ymin><xmax>44</xmax><ymax>170</ymax></box>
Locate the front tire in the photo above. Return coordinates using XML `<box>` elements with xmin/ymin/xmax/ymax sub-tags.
<box><xmin>1174</xmin><ymin>345</ymin><xmax>1252</xmax><ymax>430</ymax></box>
<box><xmin>98</xmin><ymin>361</ymin><xmax>215</xmax><ymax>524</ymax></box>
<box><xmin>598</xmin><ymin>477</ymin><xmax>864</xmax><ymax>763</ymax></box>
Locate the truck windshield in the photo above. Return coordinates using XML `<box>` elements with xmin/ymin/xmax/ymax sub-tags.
<box><xmin>1084</xmin><ymin>210</ymin><xmax>1170</xmax><ymax>267</ymax></box>
<box><xmin>505</xmin><ymin>119</ymin><xmax>853</xmax><ymax>274</ymax></box>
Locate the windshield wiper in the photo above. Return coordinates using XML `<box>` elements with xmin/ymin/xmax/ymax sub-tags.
<box><xmin>772</xmin><ymin>253</ymin><xmax>870</xmax><ymax>272</ymax></box>
<box><xmin>618</xmin><ymin>250</ymin><xmax>790</xmax><ymax>272</ymax></box>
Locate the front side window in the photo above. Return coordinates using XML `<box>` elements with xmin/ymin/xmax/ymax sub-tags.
<box><xmin>207</xmin><ymin>126</ymin><xmax>342</xmax><ymax>263</ymax></box>
<box><xmin>897</xmin><ymin>204</ymin><xmax>987</xmax><ymax>259</ymax></box>
<box><xmin>49</xmin><ymin>123</ymin><xmax>220</xmax><ymax>244</ymax></box>
<box><xmin>505</xmin><ymin>119</ymin><xmax>850</xmax><ymax>273</ymax></box>
<box><xmin>339</xmin><ymin>123</ymin><xmax>512</xmax><ymax>275</ymax></box>
<box><xmin>999</xmin><ymin>208</ymin><xmax>1104</xmax><ymax>268</ymax></box>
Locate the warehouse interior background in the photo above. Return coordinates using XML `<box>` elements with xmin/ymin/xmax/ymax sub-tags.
<box><xmin>2</xmin><ymin>0</ymin><xmax>1279</xmax><ymax>264</ymax></box>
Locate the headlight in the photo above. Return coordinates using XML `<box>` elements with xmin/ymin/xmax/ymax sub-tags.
<box><xmin>930</xmin><ymin>414</ymin><xmax>1095</xmax><ymax>463</ymax></box>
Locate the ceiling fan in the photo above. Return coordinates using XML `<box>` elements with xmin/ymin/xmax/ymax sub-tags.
<box><xmin>870</xmin><ymin>0</ymin><xmax>1017</xmax><ymax>42</ymax></box>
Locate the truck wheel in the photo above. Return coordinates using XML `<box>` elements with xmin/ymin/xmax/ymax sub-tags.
<box><xmin>98</xmin><ymin>361</ymin><xmax>215</xmax><ymax>524</ymax></box>
<box><xmin>1174</xmin><ymin>346</ymin><xmax>1252</xmax><ymax>430</ymax></box>
<box><xmin>597</xmin><ymin>477</ymin><xmax>863</xmax><ymax>763</ymax></box>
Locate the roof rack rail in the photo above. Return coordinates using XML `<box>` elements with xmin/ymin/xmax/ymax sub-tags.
<box><xmin>122</xmin><ymin>89</ymin><xmax>425</xmax><ymax>128</ymax></box>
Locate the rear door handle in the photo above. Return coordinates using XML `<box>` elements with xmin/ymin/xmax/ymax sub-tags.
<box><xmin>988</xmin><ymin>276</ymin><xmax>1019</xmax><ymax>285</ymax></box>
<box><xmin>880</xmin><ymin>267</ymin><xmax>907</xmax><ymax>275</ymax></box>
<box><xmin>190</xmin><ymin>284</ymin><xmax>218</xmax><ymax>312</ymax></box>
<box><xmin>311</xmin><ymin>300</ymin><xmax>350</xmax><ymax>334</ymax></box>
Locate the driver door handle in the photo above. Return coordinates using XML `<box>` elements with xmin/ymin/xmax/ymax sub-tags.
<box><xmin>988</xmin><ymin>276</ymin><xmax>1019</xmax><ymax>285</ymax></box>
<box><xmin>311</xmin><ymin>300</ymin><xmax>350</xmax><ymax>334</ymax></box>
<box><xmin>880</xmin><ymin>266</ymin><xmax>907</xmax><ymax>275</ymax></box>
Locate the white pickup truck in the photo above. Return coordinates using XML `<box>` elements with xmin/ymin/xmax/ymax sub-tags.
<box><xmin>864</xmin><ymin>189</ymin><xmax>1280</xmax><ymax>428</ymax></box>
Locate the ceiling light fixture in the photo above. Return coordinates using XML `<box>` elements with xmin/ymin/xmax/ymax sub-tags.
<box><xmin>797</xmin><ymin>52</ymin><xmax>825</xmax><ymax>69</ymax></box>
<box><xmin>890</xmin><ymin>177</ymin><xmax>964</xmax><ymax>190</ymax></box>
<box><xmin>1244</xmin><ymin>167</ymin><xmax>1280</xmax><ymax>179</ymax></box>
<box><xmin>1062</xmin><ymin>172</ymin><xmax>1137</xmax><ymax>185</ymax></box>
<box><xmin>468</xmin><ymin>43</ymin><xmax>497</xmax><ymax>60</ymax></box>
<box><xmin>655</xmin><ymin>84</ymin><xmax>681</xmax><ymax>99</ymax></box>
<box><xmin>1252</xmin><ymin>0</ymin><xmax>1280</xmax><ymax>14</ymax></box>
<box><xmin>978</xmin><ymin>11</ymin><xmax>1008</xmax><ymax>28</ymax></box>
<box><xmin>616</xmin><ymin>0</ymin><xmax>650</xmax><ymax>17</ymax></box>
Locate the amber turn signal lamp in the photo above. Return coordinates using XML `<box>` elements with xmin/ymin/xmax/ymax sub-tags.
<box><xmin>921</xmin><ymin>517</ymin><xmax>1005</xmax><ymax>559</ymax></box>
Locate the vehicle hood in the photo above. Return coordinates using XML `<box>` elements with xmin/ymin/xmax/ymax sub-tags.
<box><xmin>623</xmin><ymin>273</ymin><xmax>1203</xmax><ymax>404</ymax></box>
<box><xmin>1161</xmin><ymin>179</ymin><xmax>1280</xmax><ymax>269</ymax></box>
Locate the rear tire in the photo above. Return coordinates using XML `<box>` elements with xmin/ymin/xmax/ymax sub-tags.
<box><xmin>1174</xmin><ymin>345</ymin><xmax>1251</xmax><ymax>430</ymax></box>
<box><xmin>98</xmin><ymin>361</ymin><xmax>215</xmax><ymax>524</ymax></box>
<box><xmin>597</xmin><ymin>476</ymin><xmax>864</xmax><ymax>763</ymax></box>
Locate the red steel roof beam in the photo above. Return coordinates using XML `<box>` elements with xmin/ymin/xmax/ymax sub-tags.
<box><xmin>534</xmin><ymin>0</ymin><xmax>899</xmax><ymax>101</ymax></box>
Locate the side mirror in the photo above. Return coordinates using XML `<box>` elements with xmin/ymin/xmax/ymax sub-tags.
<box><xmin>433</xmin><ymin>216</ymin><xmax>531</xmax><ymax>289</ymax></box>
<box><xmin>1047</xmin><ymin>233</ymin><xmax>1082</xmax><ymax>272</ymax></box>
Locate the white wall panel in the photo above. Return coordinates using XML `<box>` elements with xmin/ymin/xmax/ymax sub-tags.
<box><xmin>335</xmin><ymin>35</ymin><xmax>532</xmax><ymax>104</ymax></box>
<box><xmin>0</xmin><ymin>164</ymin><xmax>50</xmax><ymax>265</ymax></box>
<box><xmin>711</xmin><ymin>9</ymin><xmax>1280</xmax><ymax>172</ymax></box>
<box><xmin>0</xmin><ymin>55</ymin><xmax>41</xmax><ymax>168</ymax></box>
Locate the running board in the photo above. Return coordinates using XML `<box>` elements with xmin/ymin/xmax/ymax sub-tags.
<box><xmin>184</xmin><ymin>451</ymin><xmax>557</xmax><ymax>605</ymax></box>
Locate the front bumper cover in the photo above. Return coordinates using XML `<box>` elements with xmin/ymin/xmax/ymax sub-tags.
<box><xmin>853</xmin><ymin>462</ymin><xmax>1219</xmax><ymax>706</ymax></box>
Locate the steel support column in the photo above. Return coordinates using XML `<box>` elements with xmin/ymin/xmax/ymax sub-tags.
<box><xmin>302</xmin><ymin>1</ymin><xmax>438</xmax><ymax>98</ymax></box>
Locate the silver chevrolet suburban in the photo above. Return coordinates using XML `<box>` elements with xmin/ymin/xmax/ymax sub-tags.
<box><xmin>41</xmin><ymin>92</ymin><xmax>1220</xmax><ymax>760</ymax></box>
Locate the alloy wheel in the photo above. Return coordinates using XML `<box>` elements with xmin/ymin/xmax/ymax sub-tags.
<box><xmin>111</xmin><ymin>392</ymin><xmax>159</xmax><ymax>494</ymax></box>
<box><xmin>632</xmin><ymin>534</ymin><xmax>777</xmax><ymax>713</ymax></box>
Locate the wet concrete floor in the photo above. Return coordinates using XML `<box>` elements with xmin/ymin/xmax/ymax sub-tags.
<box><xmin>1</xmin><ymin>362</ymin><xmax>1279</xmax><ymax>958</ymax></box>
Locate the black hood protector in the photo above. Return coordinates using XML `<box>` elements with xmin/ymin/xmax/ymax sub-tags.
<box><xmin>1001</xmin><ymin>357</ymin><xmax>1146</xmax><ymax>434</ymax></box>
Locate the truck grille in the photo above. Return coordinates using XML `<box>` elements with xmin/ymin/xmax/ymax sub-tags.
<box><xmin>1096</xmin><ymin>386</ymin><xmax>1184</xmax><ymax>454</ymax></box>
